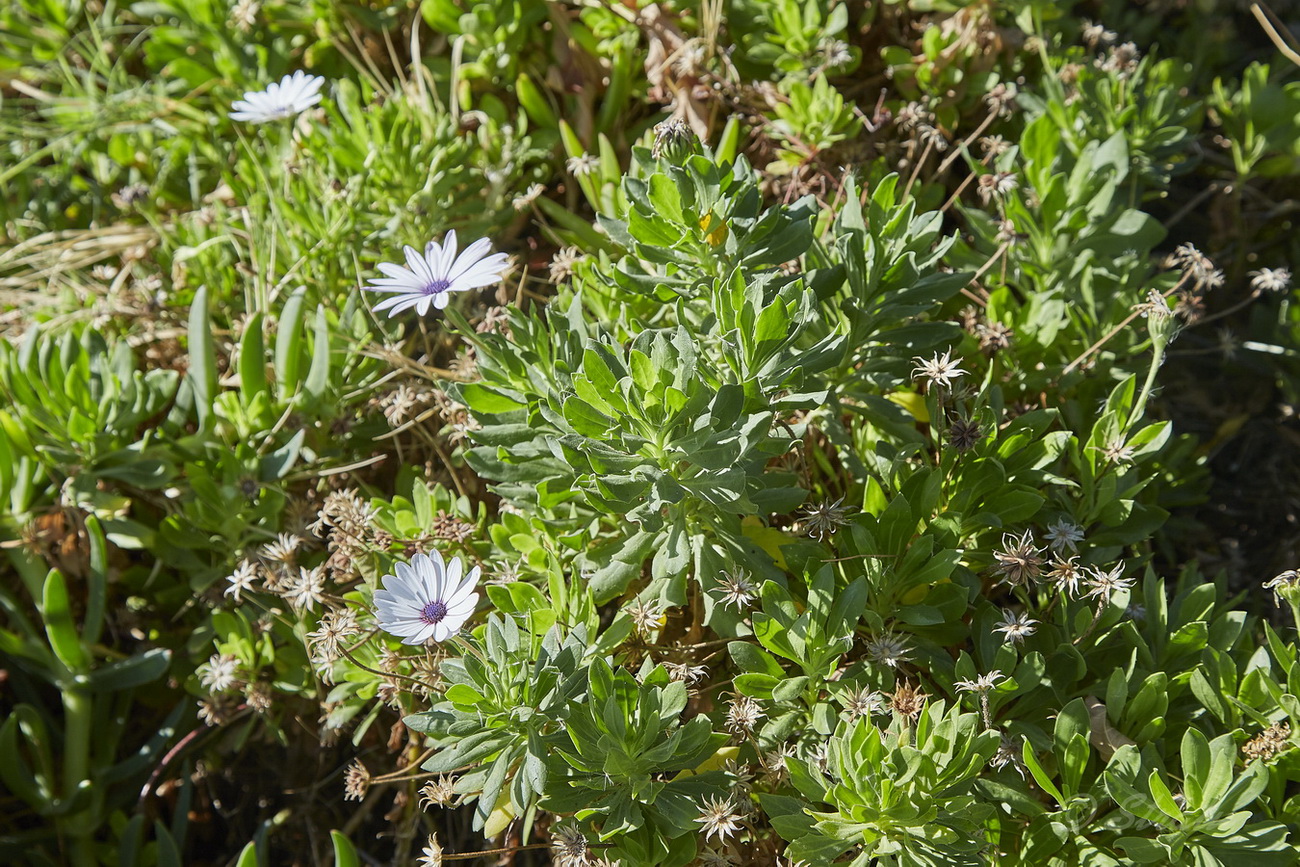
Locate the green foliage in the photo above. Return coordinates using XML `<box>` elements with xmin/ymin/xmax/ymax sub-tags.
<box><xmin>5</xmin><ymin>1</ymin><xmax>1300</xmax><ymax>865</ymax></box>
<box><xmin>405</xmin><ymin>615</ymin><xmax>592</xmax><ymax>830</ymax></box>
<box><xmin>765</xmin><ymin>704</ymin><xmax>1000</xmax><ymax>866</ymax></box>
<box><xmin>542</xmin><ymin>659</ymin><xmax>728</xmax><ymax>865</ymax></box>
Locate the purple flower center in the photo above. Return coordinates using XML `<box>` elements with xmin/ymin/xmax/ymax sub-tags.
<box><xmin>425</xmin><ymin>277</ymin><xmax>451</xmax><ymax>296</ymax></box>
<box><xmin>420</xmin><ymin>599</ymin><xmax>449</xmax><ymax>624</ymax></box>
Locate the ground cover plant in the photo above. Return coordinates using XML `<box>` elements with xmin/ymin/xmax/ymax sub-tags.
<box><xmin>3</xmin><ymin>0</ymin><xmax>1300</xmax><ymax>865</ymax></box>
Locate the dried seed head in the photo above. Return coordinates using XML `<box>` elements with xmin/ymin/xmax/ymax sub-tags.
<box><xmin>993</xmin><ymin>609</ymin><xmax>1039</xmax><ymax>645</ymax></box>
<box><xmin>947</xmin><ymin>416</ymin><xmax>982</xmax><ymax>452</ymax></box>
<box><xmin>199</xmin><ymin>653</ymin><xmax>240</xmax><ymax>693</ymax></box>
<box><xmin>1249</xmin><ymin>267</ymin><xmax>1291</xmax><ymax>295</ymax></box>
<box><xmin>715</xmin><ymin>567</ymin><xmax>758</xmax><ymax>611</ymax></box>
<box><xmin>726</xmin><ymin>694</ymin><xmax>766</xmax><ymax>734</ymax></box>
<box><xmin>993</xmin><ymin>530</ymin><xmax>1045</xmax><ymax>586</ymax></box>
<box><xmin>990</xmin><ymin>733</ymin><xmax>1026</xmax><ymax>777</ymax></box>
<box><xmin>895</xmin><ymin>101</ymin><xmax>934</xmax><ymax>132</ymax></box>
<box><xmin>984</xmin><ymin>82</ymin><xmax>1017</xmax><ymax>117</ymax></box>
<box><xmin>419</xmin><ymin>776</ymin><xmax>458</xmax><ymax>808</ymax></box>
<box><xmin>417</xmin><ymin>833</ymin><xmax>443</xmax><ymax>867</ymax></box>
<box><xmin>244</xmin><ymin>681</ymin><xmax>273</xmax><ymax>713</ymax></box>
<box><xmin>841</xmin><ymin>686</ymin><xmax>883</xmax><ymax>722</ymax></box>
<box><xmin>512</xmin><ymin>182</ymin><xmax>546</xmax><ymax>211</ymax></box>
<box><xmin>1048</xmin><ymin>556</ymin><xmax>1084</xmax><ymax>597</ymax></box>
<box><xmin>889</xmin><ymin>681</ymin><xmax>929</xmax><ymax>720</ymax></box>
<box><xmin>1083</xmin><ymin>562</ymin><xmax>1134</xmax><ymax>602</ymax></box>
<box><xmin>912</xmin><ymin>349</ymin><xmax>967</xmax><ymax>389</ymax></box>
<box><xmin>306</xmin><ymin>607</ymin><xmax>360</xmax><ymax>663</ymax></box>
<box><xmin>549</xmin><ymin>245</ymin><xmax>584</xmax><ymax>284</ymax></box>
<box><xmin>550</xmin><ymin>823</ymin><xmax>589</xmax><ymax>866</ymax></box>
<box><xmin>344</xmin><ymin>761</ymin><xmax>371</xmax><ymax>801</ymax></box>
<box><xmin>977</xmin><ymin>322</ymin><xmax>1014</xmax><ymax>355</ymax></box>
<box><xmin>1097</xmin><ymin>436</ymin><xmax>1136</xmax><ymax>466</ymax></box>
<box><xmin>979</xmin><ymin>135</ymin><xmax>1010</xmax><ymax>157</ymax></box>
<box><xmin>664</xmin><ymin>662</ymin><xmax>708</xmax><ymax>685</ymax></box>
<box><xmin>1265</xmin><ymin>570</ymin><xmax>1300</xmax><ymax>607</ymax></box>
<box><xmin>628</xmin><ymin>600</ymin><xmax>666</xmax><ymax>637</ymax></box>
<box><xmin>1242</xmin><ymin>721</ymin><xmax>1292</xmax><ymax>763</ymax></box>
<box><xmin>311</xmin><ymin>489</ymin><xmax>374</xmax><ymax>542</ymax></box>
<box><xmin>976</xmin><ymin>171</ymin><xmax>1018</xmax><ymax>204</ymax></box>
<box><xmin>431</xmin><ymin>512</ymin><xmax>475</xmax><ymax>543</ymax></box>
<box><xmin>955</xmin><ymin>670</ymin><xmax>1005</xmax><ymax>693</ymax></box>
<box><xmin>1044</xmin><ymin>518</ymin><xmax>1084</xmax><ymax>555</ymax></box>
<box><xmin>197</xmin><ymin>695</ymin><xmax>236</xmax><ymax>726</ymax></box>
<box><xmin>224</xmin><ymin>559</ymin><xmax>260</xmax><ymax>603</ymax></box>
<box><xmin>1099</xmin><ymin>41</ymin><xmax>1140</xmax><ymax>77</ymax></box>
<box><xmin>380</xmin><ymin>384</ymin><xmax>433</xmax><ymax>427</ymax></box>
<box><xmin>1081</xmin><ymin>20</ymin><xmax>1117</xmax><ymax>49</ymax></box>
<box><xmin>801</xmin><ymin>496</ymin><xmax>848</xmax><ymax>540</ymax></box>
<box><xmin>864</xmin><ymin>632</ymin><xmax>913</xmax><ymax>668</ymax></box>
<box><xmin>566</xmin><ymin>153</ymin><xmax>600</xmax><ymax>177</ymax></box>
<box><xmin>695</xmin><ymin>795</ymin><xmax>745</xmax><ymax>844</ymax></box>
<box><xmin>283</xmin><ymin>566</ymin><xmax>326</xmax><ymax>612</ymax></box>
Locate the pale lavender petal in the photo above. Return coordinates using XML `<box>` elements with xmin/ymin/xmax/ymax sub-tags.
<box><xmin>404</xmin><ymin>245</ymin><xmax>434</xmax><ymax>283</ymax></box>
<box><xmin>444</xmin><ymin>558</ymin><xmax>463</xmax><ymax>591</ymax></box>
<box><xmin>448</xmin><ymin>239</ymin><xmax>494</xmax><ymax>282</ymax></box>
<box><xmin>377</xmin><ymin>262</ymin><xmax>420</xmax><ymax>281</ymax></box>
<box><xmin>380</xmin><ymin>295</ymin><xmax>428</xmax><ymax>317</ymax></box>
<box><xmin>372</xmin><ymin>293</ymin><xmax>420</xmax><ymax>312</ymax></box>
<box><xmin>439</xmin><ymin>230</ymin><xmax>459</xmax><ymax>276</ymax></box>
<box><xmin>450</xmin><ymin>257</ymin><xmax>509</xmax><ymax>290</ymax></box>
<box><xmin>402</xmin><ymin>623</ymin><xmax>437</xmax><ymax>645</ymax></box>
<box><xmin>445</xmin><ymin>594</ymin><xmax>477</xmax><ymax>620</ymax></box>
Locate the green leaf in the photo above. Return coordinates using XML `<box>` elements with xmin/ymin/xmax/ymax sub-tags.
<box><xmin>186</xmin><ymin>284</ymin><xmax>217</xmax><ymax>425</ymax></box>
<box><xmin>0</xmin><ymin>711</ymin><xmax>46</xmax><ymax>809</ymax></box>
<box><xmin>84</xmin><ymin>647</ymin><xmax>170</xmax><ymax>692</ymax></box>
<box><xmin>444</xmin><ymin>684</ymin><xmax>484</xmax><ymax>707</ymax></box>
<box><xmin>419</xmin><ymin>730</ymin><xmax>507</xmax><ymax>774</ymax></box>
<box><xmin>733</xmin><ymin>672</ymin><xmax>780</xmax><ymax>700</ymax></box>
<box><xmin>1147</xmin><ymin>769</ymin><xmax>1183</xmax><ymax>821</ymax></box>
<box><xmin>460</xmin><ymin>382</ymin><xmax>527</xmax><ymax>414</ymax></box>
<box><xmin>155</xmin><ymin>821</ymin><xmax>182</xmax><ymax>867</ymax></box>
<box><xmin>1022</xmin><ymin>739</ymin><xmax>1065</xmax><ymax>806</ymax></box>
<box><xmin>1181</xmin><ymin>727</ymin><xmax>1211</xmax><ymax>809</ymax></box>
<box><xmin>772</xmin><ymin>676</ymin><xmax>810</xmax><ymax>703</ymax></box>
<box><xmin>82</xmin><ymin>515</ymin><xmax>108</xmax><ymax>647</ymax></box>
<box><xmin>331</xmin><ymin>831</ymin><xmax>360</xmax><ymax>867</ymax></box>
<box><xmin>728</xmin><ymin>641</ymin><xmax>785</xmax><ymax>677</ymax></box>
<box><xmin>234</xmin><ymin>842</ymin><xmax>258</xmax><ymax>867</ymax></box>
<box><xmin>259</xmin><ymin>430</ymin><xmax>305</xmax><ymax>481</ymax></box>
<box><xmin>238</xmin><ymin>311</ymin><xmax>268</xmax><ymax>405</ymax></box>
<box><xmin>42</xmin><ymin>569</ymin><xmax>86</xmax><ymax>673</ymax></box>
<box><xmin>274</xmin><ymin>287</ymin><xmax>308</xmax><ymax>401</ymax></box>
<box><xmin>589</xmin><ymin>530</ymin><xmax>658</xmax><ymax>603</ymax></box>
<box><xmin>302</xmin><ymin>305</ymin><xmax>331</xmax><ymax>404</ymax></box>
<box><xmin>1116</xmin><ymin>836</ymin><xmax>1171</xmax><ymax>863</ymax></box>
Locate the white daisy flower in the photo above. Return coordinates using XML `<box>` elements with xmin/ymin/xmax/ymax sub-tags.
<box><xmin>229</xmin><ymin>71</ymin><xmax>326</xmax><ymax>123</ymax></box>
<box><xmin>365</xmin><ymin>230</ymin><xmax>509</xmax><ymax>318</ymax></box>
<box><xmin>373</xmin><ymin>551</ymin><xmax>480</xmax><ymax>644</ymax></box>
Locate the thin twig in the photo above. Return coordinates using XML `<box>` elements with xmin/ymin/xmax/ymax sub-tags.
<box><xmin>1063</xmin><ymin>275</ymin><xmax>1188</xmax><ymax>376</ymax></box>
<box><xmin>1252</xmin><ymin>3</ymin><xmax>1300</xmax><ymax>67</ymax></box>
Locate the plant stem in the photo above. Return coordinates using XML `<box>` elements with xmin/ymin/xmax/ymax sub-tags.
<box><xmin>1125</xmin><ymin>338</ymin><xmax>1165</xmax><ymax>431</ymax></box>
<box><xmin>61</xmin><ymin>687</ymin><xmax>94</xmax><ymax>867</ymax></box>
